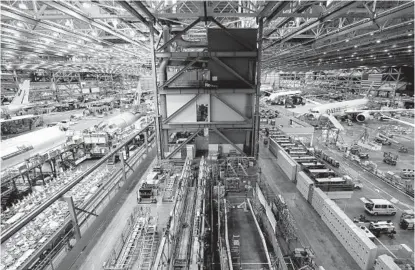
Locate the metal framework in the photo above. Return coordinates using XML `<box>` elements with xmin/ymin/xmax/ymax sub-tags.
<box><xmin>1</xmin><ymin>0</ymin><xmax>413</xmax><ymax>88</ymax></box>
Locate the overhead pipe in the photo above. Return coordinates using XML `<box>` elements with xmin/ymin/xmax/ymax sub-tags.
<box><xmin>174</xmin><ymin>36</ymin><xmax>207</xmax><ymax>49</ymax></box>
<box><xmin>159</xmin><ymin>25</ymin><xmax>170</xmax><ymax>84</ymax></box>
<box><xmin>159</xmin><ymin>25</ymin><xmax>170</xmax><ymax>154</ymax></box>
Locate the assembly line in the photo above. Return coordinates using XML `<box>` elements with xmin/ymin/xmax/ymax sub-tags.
<box><xmin>1</xmin><ymin>1</ymin><xmax>415</xmax><ymax>270</ymax></box>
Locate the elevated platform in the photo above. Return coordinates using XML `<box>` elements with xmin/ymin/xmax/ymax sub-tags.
<box><xmin>226</xmin><ymin>195</ymin><xmax>269</xmax><ymax>269</ymax></box>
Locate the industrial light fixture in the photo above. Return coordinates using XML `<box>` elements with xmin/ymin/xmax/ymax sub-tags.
<box><xmin>82</xmin><ymin>1</ymin><xmax>91</xmax><ymax>8</ymax></box>
<box><xmin>409</xmin><ymin>50</ymin><xmax>412</xmax><ymax>52</ymax></box>
<box><xmin>389</xmin><ymin>55</ymin><xmax>393</xmax><ymax>57</ymax></box>
<box><xmin>370</xmin><ymin>32</ymin><xmax>374</xmax><ymax>36</ymax></box>
<box><xmin>354</xmin><ymin>45</ymin><xmax>358</xmax><ymax>48</ymax></box>
<box><xmin>393</xmin><ymin>44</ymin><xmax>397</xmax><ymax>48</ymax></box>
<box><xmin>384</xmin><ymin>50</ymin><xmax>388</xmax><ymax>52</ymax></box>
<box><xmin>323</xmin><ymin>52</ymin><xmax>327</xmax><ymax>54</ymax></box>
<box><xmin>408</xmin><ymin>33</ymin><xmax>413</xmax><ymax>36</ymax></box>
<box><xmin>346</xmin><ymin>39</ymin><xmax>349</xmax><ymax>42</ymax></box>
<box><xmin>376</xmin><ymin>40</ymin><xmax>381</xmax><ymax>43</ymax></box>
<box><xmin>18</xmin><ymin>2</ymin><xmax>28</xmax><ymax>9</ymax></box>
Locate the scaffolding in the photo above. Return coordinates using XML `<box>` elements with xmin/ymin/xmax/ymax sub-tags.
<box><xmin>137</xmin><ymin>218</ymin><xmax>159</xmax><ymax>270</ymax></box>
<box><xmin>103</xmin><ymin>207</ymin><xmax>151</xmax><ymax>270</ymax></box>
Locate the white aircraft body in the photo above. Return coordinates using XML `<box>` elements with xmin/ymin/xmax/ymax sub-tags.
<box><xmin>1</xmin><ymin>80</ymin><xmax>33</xmax><ymax>115</ymax></box>
<box><xmin>267</xmin><ymin>90</ymin><xmax>302</xmax><ymax>102</ymax></box>
<box><xmin>1</xmin><ymin>126</ymin><xmax>67</xmax><ymax>170</ymax></box>
<box><xmin>308</xmin><ymin>98</ymin><xmax>415</xmax><ymax>128</ymax></box>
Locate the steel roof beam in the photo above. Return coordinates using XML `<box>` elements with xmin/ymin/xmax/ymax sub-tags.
<box><xmin>41</xmin><ymin>1</ymin><xmax>150</xmax><ymax>51</ymax></box>
<box><xmin>264</xmin><ymin>1</ymin><xmax>315</xmax><ymax>38</ymax></box>
<box><xmin>257</xmin><ymin>2</ymin><xmax>277</xmax><ymax>19</ymax></box>
<box><xmin>0</xmin><ymin>4</ymin><xmax>111</xmax><ymax>46</ymax></box>
<box><xmin>131</xmin><ymin>1</ymin><xmax>157</xmax><ymax>23</ymax></box>
<box><xmin>264</xmin><ymin>2</ymin><xmax>414</xmax><ymax>63</ymax></box>
<box><xmin>118</xmin><ymin>1</ymin><xmax>159</xmax><ymax>35</ymax></box>
<box><xmin>264</xmin><ymin>1</ymin><xmax>290</xmax><ymax>26</ymax></box>
<box><xmin>264</xmin><ymin>1</ymin><xmax>360</xmax><ymax>50</ymax></box>
<box><xmin>271</xmin><ymin>23</ymin><xmax>414</xmax><ymax>64</ymax></box>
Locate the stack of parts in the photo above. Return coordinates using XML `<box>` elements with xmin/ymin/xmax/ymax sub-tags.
<box><xmin>1</xmin><ymin>166</ymin><xmax>114</xmax><ymax>270</ymax></box>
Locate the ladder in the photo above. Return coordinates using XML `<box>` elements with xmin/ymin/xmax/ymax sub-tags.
<box><xmin>162</xmin><ymin>174</ymin><xmax>176</xmax><ymax>201</ymax></box>
<box><xmin>231</xmin><ymin>235</ymin><xmax>241</xmax><ymax>269</ymax></box>
<box><xmin>117</xmin><ymin>219</ymin><xmax>146</xmax><ymax>268</ymax></box>
<box><xmin>138</xmin><ymin>226</ymin><xmax>157</xmax><ymax>270</ymax></box>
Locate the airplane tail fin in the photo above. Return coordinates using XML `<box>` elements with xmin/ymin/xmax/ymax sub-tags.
<box><xmin>10</xmin><ymin>80</ymin><xmax>30</xmax><ymax>105</ymax></box>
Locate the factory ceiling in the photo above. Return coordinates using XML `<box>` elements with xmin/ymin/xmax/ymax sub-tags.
<box><xmin>1</xmin><ymin>1</ymin><xmax>414</xmax><ymax>76</ymax></box>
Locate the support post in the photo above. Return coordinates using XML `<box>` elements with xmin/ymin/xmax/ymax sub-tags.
<box><xmin>39</xmin><ymin>166</ymin><xmax>45</xmax><ymax>185</ymax></box>
<box><xmin>149</xmin><ymin>23</ymin><xmax>163</xmax><ymax>160</ymax></box>
<box><xmin>144</xmin><ymin>132</ymin><xmax>148</xmax><ymax>154</ymax></box>
<box><xmin>120</xmin><ymin>149</ymin><xmax>127</xmax><ymax>182</ymax></box>
<box><xmin>63</xmin><ymin>195</ymin><xmax>81</xmax><ymax>240</ymax></box>
<box><xmin>253</xmin><ymin>18</ymin><xmax>263</xmax><ymax>158</ymax></box>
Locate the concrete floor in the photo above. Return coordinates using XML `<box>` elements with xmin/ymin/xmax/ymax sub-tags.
<box><xmin>335</xmin><ymin>120</ymin><xmax>414</xmax><ymax>173</ymax></box>
<box><xmin>313</xmin><ymin>140</ymin><xmax>415</xmax><ymax>252</ymax></box>
<box><xmin>258</xmin><ymin>143</ymin><xmax>360</xmax><ymax>270</ymax></box>
<box><xmin>56</xmin><ymin>148</ymin><xmax>157</xmax><ymax>270</ymax></box>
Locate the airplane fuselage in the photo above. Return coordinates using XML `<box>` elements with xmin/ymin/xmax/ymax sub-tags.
<box><xmin>310</xmin><ymin>98</ymin><xmax>369</xmax><ymax>117</ymax></box>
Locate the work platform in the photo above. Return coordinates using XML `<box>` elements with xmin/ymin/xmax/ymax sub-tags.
<box><xmin>226</xmin><ymin>194</ymin><xmax>269</xmax><ymax>269</ymax></box>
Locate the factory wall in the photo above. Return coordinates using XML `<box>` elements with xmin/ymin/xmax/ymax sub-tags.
<box><xmin>211</xmin><ymin>94</ymin><xmax>250</xmax><ymax>122</ymax></box>
<box><xmin>374</xmin><ymin>255</ymin><xmax>402</xmax><ymax>270</ymax></box>
<box><xmin>268</xmin><ymin>130</ymin><xmax>376</xmax><ymax>270</ymax></box>
<box><xmin>269</xmin><ymin>137</ymin><xmax>284</xmax><ymax>158</ymax></box>
<box><xmin>165</xmin><ymin>93</ymin><xmax>250</xmax><ymax>123</ymax></box>
<box><xmin>209</xmin><ymin>131</ymin><xmax>246</xmax><ymax>144</ymax></box>
<box><xmin>256</xmin><ymin>185</ymin><xmax>277</xmax><ymax>232</ymax></box>
<box><xmin>208</xmin><ymin>143</ymin><xmax>244</xmax><ymax>154</ymax></box>
<box><xmin>296</xmin><ymin>171</ymin><xmax>314</xmax><ymax>202</ymax></box>
<box><xmin>166</xmin><ymin>94</ymin><xmax>197</xmax><ymax>122</ymax></box>
<box><xmin>310</xmin><ymin>187</ymin><xmax>378</xmax><ymax>270</ymax></box>
<box><xmin>276</xmin><ymin>149</ymin><xmax>297</xmax><ymax>181</ymax></box>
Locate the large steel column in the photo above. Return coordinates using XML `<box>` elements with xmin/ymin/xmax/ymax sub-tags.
<box><xmin>253</xmin><ymin>18</ymin><xmax>263</xmax><ymax>159</ymax></box>
<box><xmin>150</xmin><ymin>24</ymin><xmax>163</xmax><ymax>160</ymax></box>
<box><xmin>63</xmin><ymin>195</ymin><xmax>81</xmax><ymax>240</ymax></box>
<box><xmin>160</xmin><ymin>26</ymin><xmax>170</xmax><ymax>152</ymax></box>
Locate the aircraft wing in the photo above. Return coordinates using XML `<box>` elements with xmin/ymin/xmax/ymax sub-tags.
<box><xmin>344</xmin><ymin>108</ymin><xmax>414</xmax><ymax>114</ymax></box>
<box><xmin>379</xmin><ymin>114</ymin><xmax>415</xmax><ymax>127</ymax></box>
<box><xmin>325</xmin><ymin>114</ymin><xmax>344</xmax><ymax>131</ymax></box>
<box><xmin>0</xmin><ymin>114</ymin><xmax>37</xmax><ymax>123</ymax></box>
<box><xmin>305</xmin><ymin>98</ymin><xmax>322</xmax><ymax>105</ymax></box>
